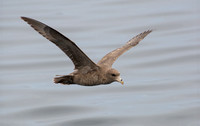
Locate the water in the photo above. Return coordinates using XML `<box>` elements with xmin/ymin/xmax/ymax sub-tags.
<box><xmin>1</xmin><ymin>0</ymin><xmax>200</xmax><ymax>126</ymax></box>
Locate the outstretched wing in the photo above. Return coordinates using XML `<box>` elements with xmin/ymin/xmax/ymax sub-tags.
<box><xmin>21</xmin><ymin>17</ymin><xmax>97</xmax><ymax>70</ymax></box>
<box><xmin>98</xmin><ymin>30</ymin><xmax>152</xmax><ymax>67</ymax></box>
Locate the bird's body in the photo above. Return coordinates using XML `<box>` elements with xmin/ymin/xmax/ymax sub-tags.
<box><xmin>55</xmin><ymin>66</ymin><xmax>120</xmax><ymax>86</ymax></box>
<box><xmin>21</xmin><ymin>17</ymin><xmax>152</xmax><ymax>86</ymax></box>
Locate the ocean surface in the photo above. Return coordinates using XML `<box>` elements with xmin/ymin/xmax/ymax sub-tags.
<box><xmin>1</xmin><ymin>0</ymin><xmax>200</xmax><ymax>126</ymax></box>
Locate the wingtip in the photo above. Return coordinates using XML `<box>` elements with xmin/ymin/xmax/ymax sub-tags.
<box><xmin>137</xmin><ymin>29</ymin><xmax>152</xmax><ymax>39</ymax></box>
<box><xmin>145</xmin><ymin>29</ymin><xmax>153</xmax><ymax>34</ymax></box>
<box><xmin>21</xmin><ymin>16</ymin><xmax>26</xmax><ymax>20</ymax></box>
<box><xmin>21</xmin><ymin>16</ymin><xmax>33</xmax><ymax>22</ymax></box>
<box><xmin>21</xmin><ymin>16</ymin><xmax>30</xmax><ymax>22</ymax></box>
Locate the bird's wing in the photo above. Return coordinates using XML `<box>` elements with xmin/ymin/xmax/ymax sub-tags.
<box><xmin>97</xmin><ymin>30</ymin><xmax>152</xmax><ymax>67</ymax></box>
<box><xmin>21</xmin><ymin>17</ymin><xmax>97</xmax><ymax>70</ymax></box>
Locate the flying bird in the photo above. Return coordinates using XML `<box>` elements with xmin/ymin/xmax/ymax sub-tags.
<box><xmin>21</xmin><ymin>17</ymin><xmax>152</xmax><ymax>86</ymax></box>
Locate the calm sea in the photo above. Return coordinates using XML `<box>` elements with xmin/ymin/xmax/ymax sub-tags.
<box><xmin>1</xmin><ymin>0</ymin><xmax>200</xmax><ymax>126</ymax></box>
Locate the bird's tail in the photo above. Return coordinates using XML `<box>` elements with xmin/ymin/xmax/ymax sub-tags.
<box><xmin>54</xmin><ymin>75</ymin><xmax>74</xmax><ymax>84</ymax></box>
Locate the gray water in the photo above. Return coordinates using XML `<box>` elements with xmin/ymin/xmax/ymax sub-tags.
<box><xmin>1</xmin><ymin>0</ymin><xmax>200</xmax><ymax>126</ymax></box>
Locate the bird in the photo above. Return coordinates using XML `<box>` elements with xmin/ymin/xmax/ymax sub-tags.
<box><xmin>21</xmin><ymin>17</ymin><xmax>152</xmax><ymax>86</ymax></box>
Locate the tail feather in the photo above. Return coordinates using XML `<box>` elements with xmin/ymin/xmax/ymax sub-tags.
<box><xmin>54</xmin><ymin>75</ymin><xmax>74</xmax><ymax>84</ymax></box>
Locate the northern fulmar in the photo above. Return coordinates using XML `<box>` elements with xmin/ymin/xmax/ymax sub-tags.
<box><xmin>21</xmin><ymin>17</ymin><xmax>152</xmax><ymax>86</ymax></box>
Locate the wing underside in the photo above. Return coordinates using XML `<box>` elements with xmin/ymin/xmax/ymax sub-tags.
<box><xmin>98</xmin><ymin>30</ymin><xmax>152</xmax><ymax>67</ymax></box>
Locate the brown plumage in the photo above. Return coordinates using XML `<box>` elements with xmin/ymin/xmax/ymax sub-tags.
<box><xmin>21</xmin><ymin>17</ymin><xmax>152</xmax><ymax>86</ymax></box>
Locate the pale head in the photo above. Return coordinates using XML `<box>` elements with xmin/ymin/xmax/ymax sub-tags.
<box><xmin>106</xmin><ymin>68</ymin><xmax>124</xmax><ymax>85</ymax></box>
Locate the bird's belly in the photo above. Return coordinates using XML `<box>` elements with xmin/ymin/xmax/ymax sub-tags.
<box><xmin>74</xmin><ymin>73</ymin><xmax>107</xmax><ymax>86</ymax></box>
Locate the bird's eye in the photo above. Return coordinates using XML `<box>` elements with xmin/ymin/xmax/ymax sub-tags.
<box><xmin>111</xmin><ymin>74</ymin><xmax>116</xmax><ymax>77</ymax></box>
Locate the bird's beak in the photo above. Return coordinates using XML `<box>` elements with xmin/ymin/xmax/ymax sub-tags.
<box><xmin>116</xmin><ymin>77</ymin><xmax>124</xmax><ymax>85</ymax></box>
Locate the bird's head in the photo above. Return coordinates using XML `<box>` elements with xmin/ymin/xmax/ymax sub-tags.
<box><xmin>106</xmin><ymin>68</ymin><xmax>124</xmax><ymax>85</ymax></box>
